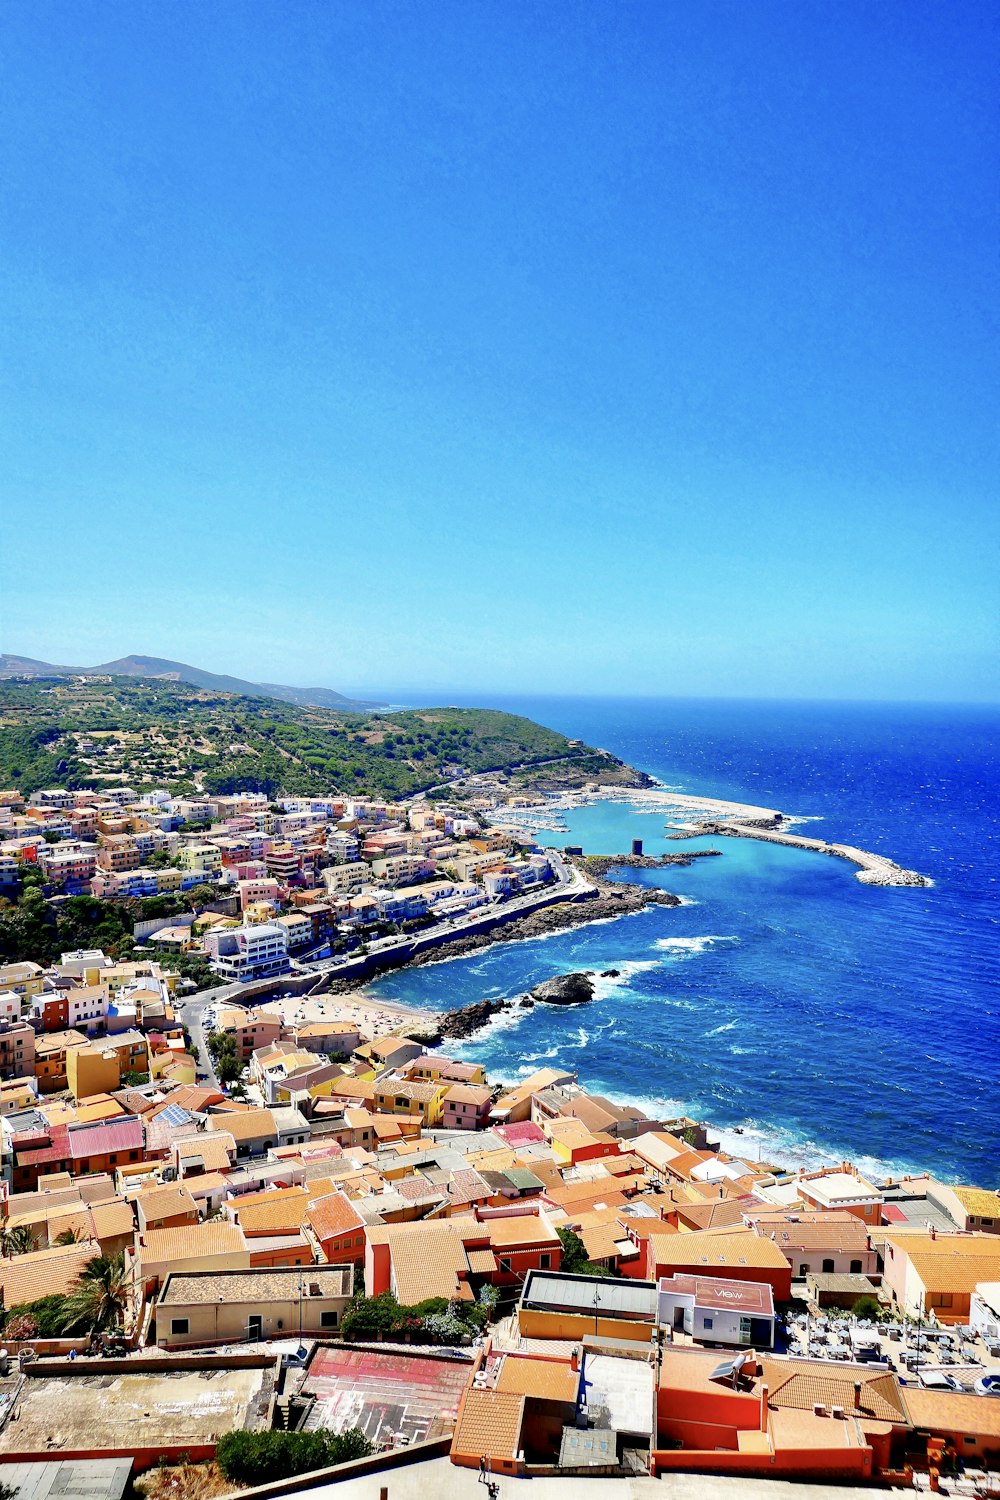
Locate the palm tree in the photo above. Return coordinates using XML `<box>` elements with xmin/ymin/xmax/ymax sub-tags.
<box><xmin>53</xmin><ymin>1227</ymin><xmax>84</xmax><ymax>1246</ymax></box>
<box><xmin>59</xmin><ymin>1253</ymin><xmax>129</xmax><ymax>1335</ymax></box>
<box><xmin>1</xmin><ymin>1224</ymin><xmax>35</xmax><ymax>1257</ymax></box>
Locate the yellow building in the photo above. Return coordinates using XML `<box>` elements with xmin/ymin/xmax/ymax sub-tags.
<box><xmin>67</xmin><ymin>1045</ymin><xmax>121</xmax><ymax>1100</ymax></box>
<box><xmin>373</xmin><ymin>1078</ymin><xmax>447</xmax><ymax>1128</ymax></box>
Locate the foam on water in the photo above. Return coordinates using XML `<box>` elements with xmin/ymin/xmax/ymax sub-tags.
<box><xmin>654</xmin><ymin>935</ymin><xmax>738</xmax><ymax>956</ymax></box>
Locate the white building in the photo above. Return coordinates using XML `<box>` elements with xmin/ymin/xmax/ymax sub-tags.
<box><xmin>210</xmin><ymin>924</ymin><xmax>290</xmax><ymax>982</ymax></box>
<box><xmin>657</xmin><ymin>1274</ymin><xmax>775</xmax><ymax>1349</ymax></box>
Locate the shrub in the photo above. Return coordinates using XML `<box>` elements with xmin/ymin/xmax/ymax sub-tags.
<box><xmin>215</xmin><ymin>1428</ymin><xmax>372</xmax><ymax>1484</ymax></box>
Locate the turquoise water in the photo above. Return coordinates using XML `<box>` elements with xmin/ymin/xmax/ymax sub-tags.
<box><xmin>365</xmin><ymin>696</ymin><xmax>1000</xmax><ymax>1183</ymax></box>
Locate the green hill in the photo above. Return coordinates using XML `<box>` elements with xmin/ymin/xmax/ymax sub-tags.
<box><xmin>0</xmin><ymin>676</ymin><xmax>646</xmax><ymax>801</ymax></box>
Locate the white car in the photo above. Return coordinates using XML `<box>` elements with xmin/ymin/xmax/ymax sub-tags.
<box><xmin>974</xmin><ymin>1371</ymin><xmax>1000</xmax><ymax>1397</ymax></box>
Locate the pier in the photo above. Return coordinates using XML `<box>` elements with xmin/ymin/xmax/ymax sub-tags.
<box><xmin>691</xmin><ymin>819</ymin><xmax>933</xmax><ymax>887</ymax></box>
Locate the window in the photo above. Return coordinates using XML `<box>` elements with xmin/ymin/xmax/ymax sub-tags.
<box><xmin>321</xmin><ymin>1311</ymin><xmax>338</xmax><ymax>1328</ymax></box>
<box><xmin>539</xmin><ymin>1253</ymin><xmax>550</xmax><ymax>1269</ymax></box>
<box><xmin>822</xmin><ymin>1259</ymin><xmax>835</xmax><ymax>1273</ymax></box>
<box><xmin>798</xmin><ymin>1263</ymin><xmax>809</xmax><ymax>1276</ymax></box>
<box><xmin>171</xmin><ymin>1318</ymin><xmax>190</xmax><ymax>1336</ymax></box>
<box><xmin>499</xmin><ymin>1257</ymin><xmax>511</xmax><ymax>1275</ymax></box>
<box><xmin>850</xmin><ymin>1259</ymin><xmax>863</xmax><ymax>1274</ymax></box>
<box><xmin>703</xmin><ymin>1316</ymin><xmax>714</xmax><ymax>1330</ymax></box>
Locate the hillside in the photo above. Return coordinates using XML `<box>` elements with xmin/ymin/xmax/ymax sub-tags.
<box><xmin>0</xmin><ymin>676</ymin><xmax>648</xmax><ymax>800</ymax></box>
<box><xmin>0</xmin><ymin>652</ymin><xmax>383</xmax><ymax>711</ymax></box>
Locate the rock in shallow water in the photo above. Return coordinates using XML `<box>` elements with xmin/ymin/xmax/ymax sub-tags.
<box><xmin>530</xmin><ymin>971</ymin><xmax>595</xmax><ymax>1006</ymax></box>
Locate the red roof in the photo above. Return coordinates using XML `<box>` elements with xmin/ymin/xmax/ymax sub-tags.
<box><xmin>68</xmin><ymin>1117</ymin><xmax>144</xmax><ymax>1159</ymax></box>
<box><xmin>16</xmin><ymin>1125</ymin><xmax>71</xmax><ymax>1167</ymax></box>
<box><xmin>881</xmin><ymin>1204</ymin><xmax>907</xmax><ymax>1223</ymax></box>
<box><xmin>495</xmin><ymin>1122</ymin><xmax>546</xmax><ymax>1146</ymax></box>
<box><xmin>659</xmin><ymin>1272</ymin><xmax>774</xmax><ymax>1316</ymax></box>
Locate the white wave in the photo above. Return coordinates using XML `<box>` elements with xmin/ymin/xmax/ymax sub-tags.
<box><xmin>518</xmin><ymin>1045</ymin><xmax>561</xmax><ymax>1064</ymax></box>
<box><xmin>589</xmin><ymin>958</ymin><xmax>661</xmax><ymax>1002</ymax></box>
<box><xmin>674</xmin><ymin>894</ymin><xmax>699</xmax><ymax>906</ymax></box>
<box><xmin>654</xmin><ymin>935</ymin><xmax>738</xmax><ymax>956</ymax></box>
<box><xmin>705</xmin><ymin>1020</ymin><xmax>738</xmax><ymax>1036</ymax></box>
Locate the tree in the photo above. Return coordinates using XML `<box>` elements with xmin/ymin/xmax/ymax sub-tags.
<box><xmin>852</xmin><ymin>1295</ymin><xmax>883</xmax><ymax>1320</ymax></box>
<box><xmin>555</xmin><ymin>1227</ymin><xmax>611</xmax><ymax>1278</ymax></box>
<box><xmin>54</xmin><ymin>1227</ymin><xmax>85</xmax><ymax>1246</ymax></box>
<box><xmin>59</xmin><ymin>1252</ymin><xmax>129</xmax><ymax>1334</ymax></box>
<box><xmin>1</xmin><ymin>1224</ymin><xmax>36</xmax><ymax>1257</ymax></box>
<box><xmin>2</xmin><ymin>1294</ymin><xmax>70</xmax><ymax>1337</ymax></box>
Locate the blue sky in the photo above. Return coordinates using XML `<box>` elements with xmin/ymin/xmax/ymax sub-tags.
<box><xmin>2</xmin><ymin>1</ymin><xmax>998</xmax><ymax>701</ymax></box>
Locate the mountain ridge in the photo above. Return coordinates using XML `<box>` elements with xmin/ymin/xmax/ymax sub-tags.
<box><xmin>0</xmin><ymin>652</ymin><xmax>384</xmax><ymax>712</ymax></box>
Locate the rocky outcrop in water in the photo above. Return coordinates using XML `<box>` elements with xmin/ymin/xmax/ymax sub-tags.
<box><xmin>438</xmin><ymin>997</ymin><xmax>510</xmax><ymax>1040</ymax></box>
<box><xmin>531</xmin><ymin>971</ymin><xmax>595</xmax><ymax>1006</ymax></box>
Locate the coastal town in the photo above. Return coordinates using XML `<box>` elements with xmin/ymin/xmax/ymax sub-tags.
<box><xmin>0</xmin><ymin>774</ymin><xmax>995</xmax><ymax>1496</ymax></box>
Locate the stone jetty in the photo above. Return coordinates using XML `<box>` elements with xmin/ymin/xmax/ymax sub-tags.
<box><xmin>694</xmin><ymin>820</ymin><xmax>932</xmax><ymax>887</ymax></box>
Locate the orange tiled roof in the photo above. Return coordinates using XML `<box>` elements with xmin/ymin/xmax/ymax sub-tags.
<box><xmin>141</xmin><ymin>1221</ymin><xmax>247</xmax><ymax>1264</ymax></box>
<box><xmin>496</xmin><ymin>1355</ymin><xmax>579</xmax><ymax>1403</ymax></box>
<box><xmin>235</xmin><ymin>1187</ymin><xmax>310</xmax><ymax>1236</ymax></box>
<box><xmin>452</xmin><ymin>1388</ymin><xmax>524</xmax><ymax>1463</ymax></box>
<box><xmin>307</xmin><ymin>1190</ymin><xmax>365</xmax><ymax>1243</ymax></box>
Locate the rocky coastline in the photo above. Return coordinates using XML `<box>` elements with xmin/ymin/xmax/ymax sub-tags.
<box><xmin>433</xmin><ymin>967</ymin><xmax>605</xmax><ymax>1043</ymax></box>
<box><xmin>401</xmin><ymin>876</ymin><xmax>680</xmax><ymax>972</ymax></box>
<box><xmin>581</xmin><ymin>849</ymin><xmax>722</xmax><ymax>875</ymax></box>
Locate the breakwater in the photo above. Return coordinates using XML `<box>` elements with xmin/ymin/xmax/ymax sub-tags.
<box><xmin>691</xmin><ymin>820</ymin><xmax>932</xmax><ymax>887</ymax></box>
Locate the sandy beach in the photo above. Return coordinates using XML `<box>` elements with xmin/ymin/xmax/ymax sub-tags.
<box><xmin>263</xmin><ymin>989</ymin><xmax>440</xmax><ymax>1040</ymax></box>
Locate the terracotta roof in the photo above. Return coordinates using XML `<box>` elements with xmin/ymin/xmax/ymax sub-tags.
<box><xmin>235</xmin><ymin>1187</ymin><xmax>310</xmax><ymax>1236</ymax></box>
<box><xmin>950</xmin><ymin>1185</ymin><xmax>1000</xmax><ymax>1219</ymax></box>
<box><xmin>137</xmin><ymin>1183</ymin><xmax>198</xmax><ymax>1224</ymax></box>
<box><xmin>141</xmin><ymin>1221</ymin><xmax>247</xmax><ymax>1264</ymax></box>
<box><xmin>443</xmin><ymin>1084</ymin><xmax>492</xmax><ymax>1106</ymax></box>
<box><xmin>650</xmin><ymin>1226</ymin><xmax>789</xmax><ymax>1272</ymax></box>
<box><xmin>207</xmin><ymin>1108</ymin><xmax>276</xmax><ymax>1142</ymax></box>
<box><xmin>481</xmin><ymin>1213</ymin><xmax>561</xmax><ymax>1249</ymax></box>
<box><xmin>90</xmin><ymin>1198</ymin><xmax>136</xmax><ymax>1240</ymax></box>
<box><xmin>383</xmin><ymin>1222</ymin><xmax>472</xmax><ymax>1303</ymax></box>
<box><xmin>307</xmin><ymin>1190</ymin><xmax>365</xmax><ymax>1243</ymax></box>
<box><xmin>175</xmin><ymin>1133</ymin><xmax>235</xmax><ymax>1169</ymax></box>
<box><xmin>760</xmin><ymin>1358</ymin><xmax>907</xmax><ymax>1425</ymax></box>
<box><xmin>452</xmin><ymin>1388</ymin><xmax>524</xmax><ymax>1463</ymax></box>
<box><xmin>0</xmin><ymin>1241</ymin><xmax>98</xmax><ymax>1306</ymax></box>
<box><xmin>902</xmin><ymin>1386</ymin><xmax>1000</xmax><ymax>1438</ymax></box>
<box><xmin>749</xmin><ymin>1211</ymin><xmax>871</xmax><ymax>1252</ymax></box>
<box><xmin>496</xmin><ymin>1355</ymin><xmax>579</xmax><ymax>1402</ymax></box>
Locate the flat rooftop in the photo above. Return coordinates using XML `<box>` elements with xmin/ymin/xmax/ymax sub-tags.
<box><xmin>0</xmin><ymin>1368</ymin><xmax>266</xmax><ymax>1454</ymax></box>
<box><xmin>521</xmin><ymin>1270</ymin><xmax>658</xmax><ymax>1321</ymax></box>
<box><xmin>0</xmin><ymin>1460</ymin><xmax>132</xmax><ymax>1500</ymax></box>
<box><xmin>302</xmin><ymin>1345</ymin><xmax>472</xmax><ymax>1447</ymax></box>
<box><xmin>159</xmin><ymin>1266</ymin><xmax>351</xmax><ymax>1305</ymax></box>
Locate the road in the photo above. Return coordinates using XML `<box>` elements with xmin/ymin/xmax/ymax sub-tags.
<box><xmin>174</xmin><ymin>851</ymin><xmax>589</xmax><ymax>1081</ymax></box>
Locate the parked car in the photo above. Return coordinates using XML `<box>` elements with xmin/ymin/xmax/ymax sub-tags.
<box><xmin>973</xmin><ymin>1371</ymin><xmax>1000</xmax><ymax>1397</ymax></box>
<box><xmin>919</xmin><ymin>1371</ymin><xmax>964</xmax><ymax>1392</ymax></box>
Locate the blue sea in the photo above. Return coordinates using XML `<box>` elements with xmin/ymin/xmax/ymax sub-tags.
<box><xmin>366</xmin><ymin>696</ymin><xmax>1000</xmax><ymax>1184</ymax></box>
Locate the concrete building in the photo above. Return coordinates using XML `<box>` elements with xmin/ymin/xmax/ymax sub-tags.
<box><xmin>155</xmin><ymin>1265</ymin><xmax>353</xmax><ymax>1347</ymax></box>
<box><xmin>657</xmin><ymin>1273</ymin><xmax>776</xmax><ymax>1349</ymax></box>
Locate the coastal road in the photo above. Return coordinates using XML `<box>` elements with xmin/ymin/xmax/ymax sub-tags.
<box><xmin>174</xmin><ymin>849</ymin><xmax>589</xmax><ymax>1063</ymax></box>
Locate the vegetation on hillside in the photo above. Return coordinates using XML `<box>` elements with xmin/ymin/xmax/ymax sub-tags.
<box><xmin>0</xmin><ymin>865</ymin><xmax>224</xmax><ymax>973</ymax></box>
<box><xmin>0</xmin><ymin>676</ymin><xmax>633</xmax><ymax>799</ymax></box>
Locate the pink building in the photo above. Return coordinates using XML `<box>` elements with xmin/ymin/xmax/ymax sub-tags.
<box><xmin>442</xmin><ymin>1083</ymin><xmax>494</xmax><ymax>1131</ymax></box>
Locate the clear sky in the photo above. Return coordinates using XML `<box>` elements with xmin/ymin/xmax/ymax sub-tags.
<box><xmin>2</xmin><ymin>1</ymin><xmax>998</xmax><ymax>702</ymax></box>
